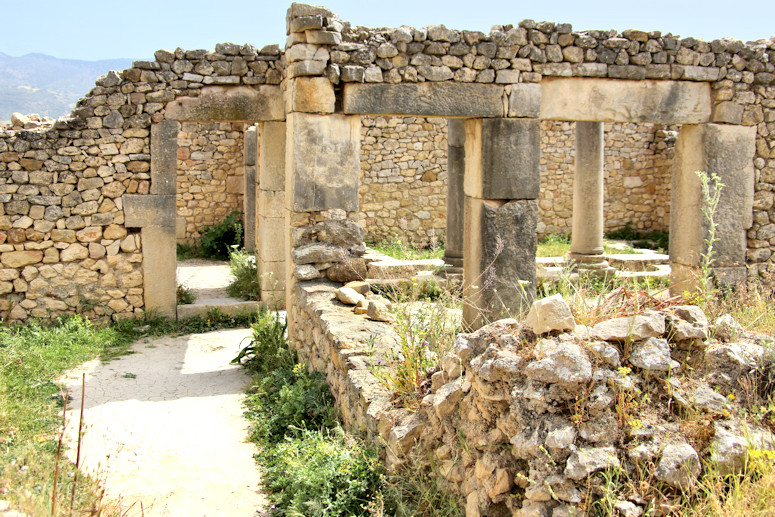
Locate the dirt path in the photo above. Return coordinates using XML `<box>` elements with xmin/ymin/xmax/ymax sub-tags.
<box><xmin>60</xmin><ymin>328</ymin><xmax>268</xmax><ymax>516</ymax></box>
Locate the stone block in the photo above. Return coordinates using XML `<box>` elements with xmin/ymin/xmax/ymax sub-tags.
<box><xmin>226</xmin><ymin>176</ymin><xmax>244</xmax><ymax>194</ymax></box>
<box><xmin>165</xmin><ymin>86</ymin><xmax>285</xmax><ymax>122</ymax></box>
<box><xmin>123</xmin><ymin>194</ymin><xmax>176</xmax><ymax>228</ymax></box>
<box><xmin>287</xmin><ymin>60</ymin><xmax>327</xmax><ymax>78</ymax></box>
<box><xmin>176</xmin><ymin>217</ymin><xmax>186</xmax><ymax>240</ymax></box>
<box><xmin>288</xmin><ymin>77</ymin><xmax>335</xmax><ymax>114</ymax></box>
<box><xmin>464</xmin><ymin>118</ymin><xmax>540</xmax><ymax>200</ymax></box>
<box><xmin>507</xmin><ymin>83</ymin><xmax>541</xmax><ymax>118</ymax></box>
<box><xmin>258</xmin><ymin>218</ymin><xmax>286</xmax><ymax>262</ymax></box>
<box><xmin>712</xmin><ymin>101</ymin><xmax>744</xmax><ymax>124</ymax></box>
<box><xmin>141</xmin><ymin>225</ymin><xmax>176</xmax><ymax>319</ymax></box>
<box><xmin>463</xmin><ymin>197</ymin><xmax>537</xmax><ymax>329</ymax></box>
<box><xmin>245</xmin><ymin>126</ymin><xmax>258</xmax><ymax>166</ymax></box>
<box><xmin>671</xmin><ymin>124</ymin><xmax>756</xmax><ymax>272</ymax></box>
<box><xmin>540</xmin><ymin>77</ymin><xmax>711</xmax><ymax>123</ymax></box>
<box><xmin>447</xmin><ymin>118</ymin><xmax>466</xmax><ymax>148</ymax></box>
<box><xmin>150</xmin><ymin>119</ymin><xmax>179</xmax><ymax>195</ymax></box>
<box><xmin>244</xmin><ymin>164</ymin><xmax>257</xmax><ymax>252</ymax></box>
<box><xmin>259</xmin><ymin>121</ymin><xmax>286</xmax><ymax>191</ymax></box>
<box><xmin>286</xmin><ymin>113</ymin><xmax>360</xmax><ymax>212</ymax></box>
<box><xmin>259</xmin><ymin>190</ymin><xmax>285</xmax><ymax>217</ymax></box>
<box><xmin>343</xmin><ymin>83</ymin><xmax>505</xmax><ymax>117</ymax></box>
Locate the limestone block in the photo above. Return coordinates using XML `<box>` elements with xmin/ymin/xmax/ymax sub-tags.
<box><xmin>712</xmin><ymin>101</ymin><xmax>744</xmax><ymax>125</ymax></box>
<box><xmin>165</xmin><ymin>86</ymin><xmax>285</xmax><ymax>122</ymax></box>
<box><xmin>343</xmin><ymin>83</ymin><xmax>505</xmax><ymax>117</ymax></box>
<box><xmin>150</xmin><ymin>120</ymin><xmax>179</xmax><ymax>195</ymax></box>
<box><xmin>259</xmin><ymin>121</ymin><xmax>286</xmax><ymax>191</ymax></box>
<box><xmin>226</xmin><ymin>176</ymin><xmax>244</xmax><ymax>194</ymax></box>
<box><xmin>286</xmin><ymin>113</ymin><xmax>360</xmax><ymax>212</ymax></box>
<box><xmin>141</xmin><ymin>225</ymin><xmax>176</xmax><ymax>318</ymax></box>
<box><xmin>1</xmin><ymin>250</ymin><xmax>42</xmax><ymax>268</ymax></box>
<box><xmin>258</xmin><ymin>218</ymin><xmax>286</xmax><ymax>262</ymax></box>
<box><xmin>288</xmin><ymin>77</ymin><xmax>335</xmax><ymax>114</ymax></box>
<box><xmin>540</xmin><ymin>78</ymin><xmax>711</xmax><ymax>123</ymax></box>
<box><xmin>245</xmin><ymin>126</ymin><xmax>258</xmax><ymax>167</ymax></box>
<box><xmin>671</xmin><ymin>124</ymin><xmax>756</xmax><ymax>271</ymax></box>
<box><xmin>258</xmin><ymin>190</ymin><xmax>284</xmax><ymax>218</ymax></box>
<box><xmin>123</xmin><ymin>194</ymin><xmax>176</xmax><ymax>228</ymax></box>
<box><xmin>525</xmin><ymin>294</ymin><xmax>576</xmax><ymax>334</ymax></box>
<box><xmin>507</xmin><ymin>83</ymin><xmax>541</xmax><ymax>118</ymax></box>
<box><xmin>464</xmin><ymin>118</ymin><xmax>540</xmax><ymax>200</ymax></box>
<box><xmin>463</xmin><ymin>198</ymin><xmax>537</xmax><ymax>329</ymax></box>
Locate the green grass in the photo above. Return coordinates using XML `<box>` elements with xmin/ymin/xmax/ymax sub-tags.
<box><xmin>537</xmin><ymin>234</ymin><xmax>649</xmax><ymax>257</ymax></box>
<box><xmin>368</xmin><ymin>239</ymin><xmax>445</xmax><ymax>261</ymax></box>
<box><xmin>0</xmin><ymin>310</ymin><xmax>263</xmax><ymax>515</ymax></box>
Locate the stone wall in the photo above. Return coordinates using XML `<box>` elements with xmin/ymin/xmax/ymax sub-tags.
<box><xmin>176</xmin><ymin>121</ymin><xmax>246</xmax><ymax>241</ymax></box>
<box><xmin>359</xmin><ymin>115</ymin><xmax>447</xmax><ymax>246</ymax></box>
<box><xmin>539</xmin><ymin>121</ymin><xmax>676</xmax><ymax>236</ymax></box>
<box><xmin>289</xmin><ymin>280</ymin><xmax>774</xmax><ymax>516</ymax></box>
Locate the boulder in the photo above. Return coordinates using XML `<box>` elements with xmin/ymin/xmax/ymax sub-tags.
<box><xmin>655</xmin><ymin>442</ymin><xmax>700</xmax><ymax>489</ymax></box>
<box><xmin>591</xmin><ymin>310</ymin><xmax>665</xmax><ymax>342</ymax></box>
<box><xmin>628</xmin><ymin>337</ymin><xmax>677</xmax><ymax>372</ymax></box>
<box><xmin>525</xmin><ymin>342</ymin><xmax>592</xmax><ymax>386</ymax></box>
<box><xmin>335</xmin><ymin>287</ymin><xmax>366</xmax><ymax>306</ymax></box>
<box><xmin>564</xmin><ymin>446</ymin><xmax>620</xmax><ymax>480</ymax></box>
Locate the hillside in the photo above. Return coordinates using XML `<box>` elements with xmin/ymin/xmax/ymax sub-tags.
<box><xmin>0</xmin><ymin>52</ymin><xmax>134</xmax><ymax>122</ymax></box>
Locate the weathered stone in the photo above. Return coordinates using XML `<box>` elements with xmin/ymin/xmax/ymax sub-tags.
<box><xmin>335</xmin><ymin>287</ymin><xmax>366</xmax><ymax>306</ymax></box>
<box><xmin>60</xmin><ymin>243</ymin><xmax>89</xmax><ymax>262</ymax></box>
<box><xmin>711</xmin><ymin>314</ymin><xmax>743</xmax><ymax>341</ymax></box>
<box><xmin>711</xmin><ymin>425</ymin><xmax>749</xmax><ymax>475</ymax></box>
<box><xmin>343</xmin><ymin>83</ymin><xmax>504</xmax><ymax>117</ymax></box>
<box><xmin>325</xmin><ymin>260</ymin><xmax>367</xmax><ymax>283</ymax></box>
<box><xmin>165</xmin><ymin>86</ymin><xmax>284</xmax><ymax>121</ymax></box>
<box><xmin>293</xmin><ymin>243</ymin><xmax>343</xmax><ymax>264</ymax></box>
<box><xmin>591</xmin><ymin>311</ymin><xmax>665</xmax><ymax>342</ymax></box>
<box><xmin>541</xmin><ymin>78</ymin><xmax>711</xmax><ymax>123</ymax></box>
<box><xmin>564</xmin><ymin>446</ymin><xmax>620</xmax><ymax>480</ymax></box>
<box><xmin>655</xmin><ymin>443</ymin><xmax>700</xmax><ymax>489</ymax></box>
<box><xmin>464</xmin><ymin>118</ymin><xmax>541</xmax><ymax>200</ymax></box>
<box><xmin>294</xmin><ymin>264</ymin><xmax>320</xmax><ymax>281</ymax></box>
<box><xmin>525</xmin><ymin>342</ymin><xmax>592</xmax><ymax>386</ymax></box>
<box><xmin>629</xmin><ymin>337</ymin><xmax>676</xmax><ymax>372</ymax></box>
<box><xmin>433</xmin><ymin>378</ymin><xmax>463</xmax><ymax>418</ymax></box>
<box><xmin>288</xmin><ymin>77</ymin><xmax>335</xmax><ymax>113</ymax></box>
<box><xmin>525</xmin><ymin>294</ymin><xmax>575</xmax><ymax>334</ymax></box>
<box><xmin>366</xmin><ymin>299</ymin><xmax>394</xmax><ymax>322</ymax></box>
<box><xmin>1</xmin><ymin>251</ymin><xmax>42</xmax><ymax>268</ymax></box>
<box><xmin>123</xmin><ymin>194</ymin><xmax>176</xmax><ymax>228</ymax></box>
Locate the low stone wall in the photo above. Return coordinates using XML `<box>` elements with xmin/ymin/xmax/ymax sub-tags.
<box><xmin>176</xmin><ymin>121</ymin><xmax>246</xmax><ymax>241</ymax></box>
<box><xmin>290</xmin><ymin>281</ymin><xmax>774</xmax><ymax>516</ymax></box>
<box><xmin>359</xmin><ymin>115</ymin><xmax>447</xmax><ymax>246</ymax></box>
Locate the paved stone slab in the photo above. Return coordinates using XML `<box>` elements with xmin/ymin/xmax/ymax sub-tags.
<box><xmin>343</xmin><ymin>83</ymin><xmax>505</xmax><ymax>117</ymax></box>
<box><xmin>60</xmin><ymin>328</ymin><xmax>268</xmax><ymax>516</ymax></box>
<box><xmin>540</xmin><ymin>78</ymin><xmax>711</xmax><ymax>123</ymax></box>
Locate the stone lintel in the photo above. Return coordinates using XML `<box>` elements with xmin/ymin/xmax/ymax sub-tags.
<box><xmin>286</xmin><ymin>113</ymin><xmax>360</xmax><ymax>212</ymax></box>
<box><xmin>464</xmin><ymin>118</ymin><xmax>540</xmax><ymax>200</ymax></box>
<box><xmin>541</xmin><ymin>78</ymin><xmax>711</xmax><ymax>123</ymax></box>
<box><xmin>123</xmin><ymin>194</ymin><xmax>176</xmax><ymax>228</ymax></box>
<box><xmin>150</xmin><ymin>120</ymin><xmax>179</xmax><ymax>195</ymax></box>
<box><xmin>165</xmin><ymin>85</ymin><xmax>285</xmax><ymax>122</ymax></box>
<box><xmin>141</xmin><ymin>225</ymin><xmax>176</xmax><ymax>319</ymax></box>
<box><xmin>670</xmin><ymin>123</ymin><xmax>756</xmax><ymax>271</ymax></box>
<box><xmin>343</xmin><ymin>83</ymin><xmax>505</xmax><ymax>118</ymax></box>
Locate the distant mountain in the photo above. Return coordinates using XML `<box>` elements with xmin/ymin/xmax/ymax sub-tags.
<box><xmin>0</xmin><ymin>52</ymin><xmax>134</xmax><ymax>122</ymax></box>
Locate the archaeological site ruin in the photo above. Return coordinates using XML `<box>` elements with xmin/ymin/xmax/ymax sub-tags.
<box><xmin>2</xmin><ymin>3</ymin><xmax>775</xmax><ymax>513</ymax></box>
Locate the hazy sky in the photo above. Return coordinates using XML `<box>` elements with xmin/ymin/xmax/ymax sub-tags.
<box><xmin>2</xmin><ymin>0</ymin><xmax>773</xmax><ymax>61</ymax></box>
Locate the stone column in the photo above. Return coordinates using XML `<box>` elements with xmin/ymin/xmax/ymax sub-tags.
<box><xmin>243</xmin><ymin>125</ymin><xmax>257</xmax><ymax>253</ymax></box>
<box><xmin>443</xmin><ymin>119</ymin><xmax>465</xmax><ymax>275</ymax></box>
<box><xmin>463</xmin><ymin>117</ymin><xmax>540</xmax><ymax>329</ymax></box>
<box><xmin>257</xmin><ymin>121</ymin><xmax>287</xmax><ymax>307</ymax></box>
<box><xmin>670</xmin><ymin>123</ymin><xmax>756</xmax><ymax>294</ymax></box>
<box><xmin>570</xmin><ymin>121</ymin><xmax>612</xmax><ymax>274</ymax></box>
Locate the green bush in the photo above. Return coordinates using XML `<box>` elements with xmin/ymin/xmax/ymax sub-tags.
<box><xmin>200</xmin><ymin>211</ymin><xmax>243</xmax><ymax>259</ymax></box>
<box><xmin>226</xmin><ymin>249</ymin><xmax>260</xmax><ymax>300</ymax></box>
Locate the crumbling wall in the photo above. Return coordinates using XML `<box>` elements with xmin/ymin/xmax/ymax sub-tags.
<box><xmin>176</xmin><ymin>121</ymin><xmax>246</xmax><ymax>241</ymax></box>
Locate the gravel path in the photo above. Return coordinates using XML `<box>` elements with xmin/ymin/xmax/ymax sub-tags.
<box><xmin>60</xmin><ymin>328</ymin><xmax>268</xmax><ymax>516</ymax></box>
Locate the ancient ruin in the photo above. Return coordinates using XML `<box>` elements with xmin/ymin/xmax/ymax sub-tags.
<box><xmin>2</xmin><ymin>2</ymin><xmax>774</xmax><ymax>514</ymax></box>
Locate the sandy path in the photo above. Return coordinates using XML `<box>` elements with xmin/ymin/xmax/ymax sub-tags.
<box><xmin>59</xmin><ymin>328</ymin><xmax>268</xmax><ymax>517</ymax></box>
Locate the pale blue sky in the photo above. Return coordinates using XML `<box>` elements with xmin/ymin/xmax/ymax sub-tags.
<box><xmin>1</xmin><ymin>0</ymin><xmax>772</xmax><ymax>61</ymax></box>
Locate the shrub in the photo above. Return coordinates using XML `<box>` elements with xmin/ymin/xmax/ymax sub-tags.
<box><xmin>226</xmin><ymin>249</ymin><xmax>260</xmax><ymax>301</ymax></box>
<box><xmin>200</xmin><ymin>211</ymin><xmax>243</xmax><ymax>260</ymax></box>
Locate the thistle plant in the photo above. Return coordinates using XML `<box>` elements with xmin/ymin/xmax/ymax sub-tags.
<box><xmin>695</xmin><ymin>170</ymin><xmax>724</xmax><ymax>296</ymax></box>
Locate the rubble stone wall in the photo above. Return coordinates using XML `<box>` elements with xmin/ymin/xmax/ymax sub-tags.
<box><xmin>176</xmin><ymin>121</ymin><xmax>246</xmax><ymax>241</ymax></box>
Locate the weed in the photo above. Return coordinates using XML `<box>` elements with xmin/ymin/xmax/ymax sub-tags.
<box><xmin>176</xmin><ymin>283</ymin><xmax>195</xmax><ymax>305</ymax></box>
<box><xmin>200</xmin><ymin>210</ymin><xmax>243</xmax><ymax>260</ymax></box>
<box><xmin>226</xmin><ymin>249</ymin><xmax>260</xmax><ymax>301</ymax></box>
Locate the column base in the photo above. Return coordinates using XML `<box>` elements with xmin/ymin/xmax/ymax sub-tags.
<box><xmin>442</xmin><ymin>253</ymin><xmax>463</xmax><ymax>276</ymax></box>
<box><xmin>568</xmin><ymin>253</ymin><xmax>617</xmax><ymax>278</ymax></box>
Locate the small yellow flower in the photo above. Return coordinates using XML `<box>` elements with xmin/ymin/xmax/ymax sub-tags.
<box><xmin>727</xmin><ymin>393</ymin><xmax>736</xmax><ymax>401</ymax></box>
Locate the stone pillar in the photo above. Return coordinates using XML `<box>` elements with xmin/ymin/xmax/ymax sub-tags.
<box><xmin>670</xmin><ymin>123</ymin><xmax>756</xmax><ymax>294</ymax></box>
<box><xmin>243</xmin><ymin>125</ymin><xmax>258</xmax><ymax>253</ymax></box>
<box><xmin>256</xmin><ymin>121</ymin><xmax>287</xmax><ymax>307</ymax></box>
<box><xmin>463</xmin><ymin>118</ymin><xmax>540</xmax><ymax>329</ymax></box>
<box><xmin>284</xmin><ymin>111</ymin><xmax>364</xmax><ymax>331</ymax></box>
<box><xmin>570</xmin><ymin>121</ymin><xmax>612</xmax><ymax>273</ymax></box>
<box><xmin>443</xmin><ymin>119</ymin><xmax>465</xmax><ymax>275</ymax></box>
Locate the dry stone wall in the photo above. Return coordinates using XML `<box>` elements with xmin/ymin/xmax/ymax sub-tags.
<box><xmin>359</xmin><ymin>115</ymin><xmax>447</xmax><ymax>246</ymax></box>
<box><xmin>176</xmin><ymin>121</ymin><xmax>246</xmax><ymax>241</ymax></box>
